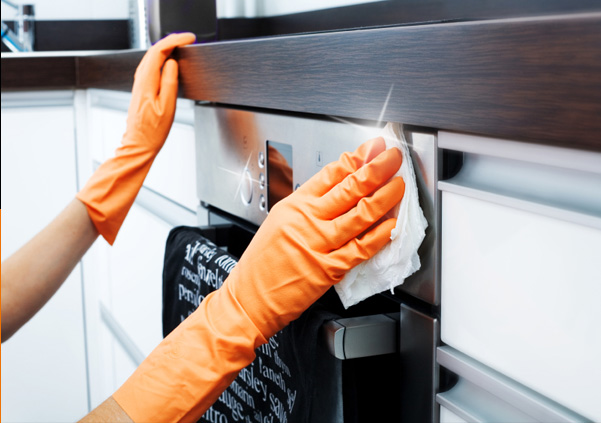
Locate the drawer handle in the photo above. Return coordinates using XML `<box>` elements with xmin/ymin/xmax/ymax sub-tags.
<box><xmin>437</xmin><ymin>346</ymin><xmax>590</xmax><ymax>423</ymax></box>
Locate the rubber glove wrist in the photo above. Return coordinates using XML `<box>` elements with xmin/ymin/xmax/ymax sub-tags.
<box><xmin>113</xmin><ymin>284</ymin><xmax>267</xmax><ymax>423</ymax></box>
<box><xmin>77</xmin><ymin>32</ymin><xmax>195</xmax><ymax>245</ymax></box>
<box><xmin>113</xmin><ymin>138</ymin><xmax>404</xmax><ymax>422</ymax></box>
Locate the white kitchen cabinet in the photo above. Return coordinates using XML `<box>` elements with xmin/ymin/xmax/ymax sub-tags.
<box><xmin>1</xmin><ymin>90</ymin><xmax>90</xmax><ymax>422</ymax></box>
<box><xmin>438</xmin><ymin>132</ymin><xmax>601</xmax><ymax>422</ymax></box>
<box><xmin>81</xmin><ymin>89</ymin><xmax>200</xmax><ymax>408</ymax></box>
<box><xmin>87</xmin><ymin>89</ymin><xmax>198</xmax><ymax>210</ymax></box>
<box><xmin>439</xmin><ymin>406</ymin><xmax>469</xmax><ymax>423</ymax></box>
<box><xmin>106</xmin><ymin>204</ymin><xmax>172</xmax><ymax>356</ymax></box>
<box><xmin>1</xmin><ymin>88</ymin><xmax>201</xmax><ymax>416</ymax></box>
<box><xmin>83</xmin><ymin>203</ymin><xmax>171</xmax><ymax>402</ymax></box>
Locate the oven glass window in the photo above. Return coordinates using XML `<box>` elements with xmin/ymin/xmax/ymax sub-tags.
<box><xmin>267</xmin><ymin>141</ymin><xmax>293</xmax><ymax>211</ymax></box>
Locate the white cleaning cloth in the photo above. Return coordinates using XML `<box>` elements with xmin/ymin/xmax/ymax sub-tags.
<box><xmin>335</xmin><ymin>122</ymin><xmax>428</xmax><ymax>308</ymax></box>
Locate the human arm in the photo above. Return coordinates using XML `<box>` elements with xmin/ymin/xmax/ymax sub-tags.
<box><xmin>1</xmin><ymin>199</ymin><xmax>98</xmax><ymax>341</ymax></box>
<box><xmin>76</xmin><ymin>32</ymin><xmax>196</xmax><ymax>245</ymax></box>
<box><xmin>1</xmin><ymin>33</ymin><xmax>195</xmax><ymax>342</ymax></box>
<box><xmin>79</xmin><ymin>397</ymin><xmax>133</xmax><ymax>423</ymax></box>
<box><xmin>107</xmin><ymin>137</ymin><xmax>405</xmax><ymax>422</ymax></box>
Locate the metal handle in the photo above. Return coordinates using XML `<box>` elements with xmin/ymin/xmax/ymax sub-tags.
<box><xmin>437</xmin><ymin>378</ymin><xmax>537</xmax><ymax>423</ymax></box>
<box><xmin>437</xmin><ymin>132</ymin><xmax>601</xmax><ymax>230</ymax></box>
<box><xmin>321</xmin><ymin>313</ymin><xmax>398</xmax><ymax>360</ymax></box>
<box><xmin>436</xmin><ymin>346</ymin><xmax>590</xmax><ymax>423</ymax></box>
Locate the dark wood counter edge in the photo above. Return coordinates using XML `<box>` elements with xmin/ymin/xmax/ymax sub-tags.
<box><xmin>178</xmin><ymin>13</ymin><xmax>601</xmax><ymax>152</ymax></box>
<box><xmin>1</xmin><ymin>55</ymin><xmax>78</xmax><ymax>90</ymax></box>
<box><xmin>77</xmin><ymin>50</ymin><xmax>145</xmax><ymax>91</ymax></box>
<box><xmin>1</xmin><ymin>50</ymin><xmax>144</xmax><ymax>92</ymax></box>
<box><xmin>2</xmin><ymin>14</ymin><xmax>601</xmax><ymax>151</ymax></box>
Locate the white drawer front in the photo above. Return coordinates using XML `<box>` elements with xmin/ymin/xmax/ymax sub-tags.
<box><xmin>440</xmin><ymin>406</ymin><xmax>469</xmax><ymax>423</ymax></box>
<box><xmin>144</xmin><ymin>119</ymin><xmax>197</xmax><ymax>211</ymax></box>
<box><xmin>88</xmin><ymin>90</ymin><xmax>197</xmax><ymax>211</ymax></box>
<box><xmin>441</xmin><ymin>191</ymin><xmax>601</xmax><ymax>421</ymax></box>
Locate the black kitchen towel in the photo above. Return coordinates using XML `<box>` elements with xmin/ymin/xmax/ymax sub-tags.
<box><xmin>163</xmin><ymin>226</ymin><xmax>343</xmax><ymax>423</ymax></box>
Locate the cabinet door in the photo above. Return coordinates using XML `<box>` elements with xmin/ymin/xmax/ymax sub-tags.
<box><xmin>87</xmin><ymin>89</ymin><xmax>197</xmax><ymax>210</ymax></box>
<box><xmin>439</xmin><ymin>131</ymin><xmax>601</xmax><ymax>421</ymax></box>
<box><xmin>85</xmin><ymin>202</ymin><xmax>178</xmax><ymax>406</ymax></box>
<box><xmin>107</xmin><ymin>204</ymin><xmax>172</xmax><ymax>356</ymax></box>
<box><xmin>1</xmin><ymin>93</ymin><xmax>89</xmax><ymax>422</ymax></box>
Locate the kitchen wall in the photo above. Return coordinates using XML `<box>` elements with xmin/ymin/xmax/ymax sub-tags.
<box><xmin>2</xmin><ymin>0</ymin><xmax>384</xmax><ymax>21</ymax></box>
<box><xmin>1</xmin><ymin>0</ymin><xmax>128</xmax><ymax>20</ymax></box>
<box><xmin>218</xmin><ymin>0</ymin><xmax>384</xmax><ymax>18</ymax></box>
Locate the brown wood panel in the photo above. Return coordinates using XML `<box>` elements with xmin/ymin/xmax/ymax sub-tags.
<box><xmin>77</xmin><ymin>50</ymin><xmax>145</xmax><ymax>91</ymax></box>
<box><xmin>1</xmin><ymin>56</ymin><xmax>76</xmax><ymax>90</ymax></box>
<box><xmin>178</xmin><ymin>13</ymin><xmax>601</xmax><ymax>151</ymax></box>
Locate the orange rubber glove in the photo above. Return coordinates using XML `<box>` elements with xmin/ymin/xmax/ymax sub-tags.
<box><xmin>76</xmin><ymin>32</ymin><xmax>196</xmax><ymax>245</ymax></box>
<box><xmin>113</xmin><ymin>137</ymin><xmax>405</xmax><ymax>422</ymax></box>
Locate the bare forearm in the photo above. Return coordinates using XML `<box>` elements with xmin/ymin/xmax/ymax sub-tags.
<box><xmin>79</xmin><ymin>397</ymin><xmax>133</xmax><ymax>423</ymax></box>
<box><xmin>1</xmin><ymin>198</ymin><xmax>99</xmax><ymax>341</ymax></box>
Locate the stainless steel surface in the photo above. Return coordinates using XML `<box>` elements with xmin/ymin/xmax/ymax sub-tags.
<box><xmin>397</xmin><ymin>128</ymin><xmax>439</xmax><ymax>305</ymax></box>
<box><xmin>438</xmin><ymin>132</ymin><xmax>601</xmax><ymax>230</ymax></box>
<box><xmin>1</xmin><ymin>1</ymin><xmax>34</xmax><ymax>52</ymax></box>
<box><xmin>195</xmin><ymin>104</ymin><xmax>381</xmax><ymax>226</ymax></box>
<box><xmin>438</xmin><ymin>131</ymin><xmax>601</xmax><ymax>174</ymax></box>
<box><xmin>437</xmin><ymin>378</ymin><xmax>537</xmax><ymax>423</ymax></box>
<box><xmin>195</xmin><ymin>104</ymin><xmax>440</xmax><ymax>305</ymax></box>
<box><xmin>436</xmin><ymin>346</ymin><xmax>590</xmax><ymax>423</ymax></box>
<box><xmin>17</xmin><ymin>4</ymin><xmax>35</xmax><ymax>52</ymax></box>
<box><xmin>400</xmin><ymin>303</ymin><xmax>440</xmax><ymax>422</ymax></box>
<box><xmin>322</xmin><ymin>314</ymin><xmax>398</xmax><ymax>360</ymax></box>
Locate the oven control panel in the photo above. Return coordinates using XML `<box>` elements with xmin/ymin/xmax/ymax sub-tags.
<box><xmin>194</xmin><ymin>103</ymin><xmax>440</xmax><ymax>305</ymax></box>
<box><xmin>195</xmin><ymin>104</ymin><xmax>382</xmax><ymax>226</ymax></box>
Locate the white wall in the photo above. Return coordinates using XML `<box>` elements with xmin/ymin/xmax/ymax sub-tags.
<box><xmin>2</xmin><ymin>0</ymin><xmax>385</xmax><ymax>21</ymax></box>
<box><xmin>1</xmin><ymin>0</ymin><xmax>129</xmax><ymax>21</ymax></box>
<box><xmin>218</xmin><ymin>0</ymin><xmax>387</xmax><ymax>19</ymax></box>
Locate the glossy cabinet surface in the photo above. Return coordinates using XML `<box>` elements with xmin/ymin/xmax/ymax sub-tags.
<box><xmin>1</xmin><ymin>92</ymin><xmax>89</xmax><ymax>421</ymax></box>
<box><xmin>439</xmin><ymin>132</ymin><xmax>601</xmax><ymax>421</ymax></box>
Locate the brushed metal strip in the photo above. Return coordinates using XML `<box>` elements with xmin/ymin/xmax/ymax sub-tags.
<box><xmin>99</xmin><ymin>303</ymin><xmax>146</xmax><ymax>367</ymax></box>
<box><xmin>437</xmin><ymin>346</ymin><xmax>590</xmax><ymax>423</ymax></box>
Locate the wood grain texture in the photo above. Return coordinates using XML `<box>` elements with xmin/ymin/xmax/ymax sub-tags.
<box><xmin>77</xmin><ymin>51</ymin><xmax>145</xmax><ymax>91</ymax></box>
<box><xmin>1</xmin><ymin>50</ymin><xmax>143</xmax><ymax>93</ymax></box>
<box><xmin>1</xmin><ymin>56</ymin><xmax>76</xmax><ymax>90</ymax></box>
<box><xmin>178</xmin><ymin>13</ymin><xmax>601</xmax><ymax>151</ymax></box>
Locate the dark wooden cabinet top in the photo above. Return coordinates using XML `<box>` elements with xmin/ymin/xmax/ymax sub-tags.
<box><xmin>2</xmin><ymin>13</ymin><xmax>600</xmax><ymax>152</ymax></box>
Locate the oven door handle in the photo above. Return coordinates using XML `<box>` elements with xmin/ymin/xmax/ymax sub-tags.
<box><xmin>321</xmin><ymin>313</ymin><xmax>399</xmax><ymax>360</ymax></box>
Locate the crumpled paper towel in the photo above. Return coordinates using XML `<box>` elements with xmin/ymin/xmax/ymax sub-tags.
<box><xmin>335</xmin><ymin>122</ymin><xmax>428</xmax><ymax>308</ymax></box>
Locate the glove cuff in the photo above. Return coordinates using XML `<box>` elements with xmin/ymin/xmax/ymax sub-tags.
<box><xmin>76</xmin><ymin>144</ymin><xmax>155</xmax><ymax>245</ymax></box>
<box><xmin>113</xmin><ymin>285</ymin><xmax>267</xmax><ymax>423</ymax></box>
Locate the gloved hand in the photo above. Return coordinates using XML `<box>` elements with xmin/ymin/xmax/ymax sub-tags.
<box><xmin>76</xmin><ymin>32</ymin><xmax>196</xmax><ymax>244</ymax></box>
<box><xmin>113</xmin><ymin>137</ymin><xmax>405</xmax><ymax>422</ymax></box>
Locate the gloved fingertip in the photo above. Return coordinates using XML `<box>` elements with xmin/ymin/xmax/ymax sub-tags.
<box><xmin>365</xmin><ymin>137</ymin><xmax>386</xmax><ymax>163</ymax></box>
<box><xmin>162</xmin><ymin>58</ymin><xmax>179</xmax><ymax>79</ymax></box>
<box><xmin>387</xmin><ymin>176</ymin><xmax>406</xmax><ymax>202</ymax></box>
<box><xmin>162</xmin><ymin>32</ymin><xmax>196</xmax><ymax>47</ymax></box>
<box><xmin>351</xmin><ymin>137</ymin><xmax>386</xmax><ymax>165</ymax></box>
<box><xmin>380</xmin><ymin>145</ymin><xmax>403</xmax><ymax>170</ymax></box>
<box><xmin>179</xmin><ymin>32</ymin><xmax>197</xmax><ymax>44</ymax></box>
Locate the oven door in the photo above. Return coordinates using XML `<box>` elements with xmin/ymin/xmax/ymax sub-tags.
<box><xmin>194</xmin><ymin>104</ymin><xmax>444</xmax><ymax>422</ymax></box>
<box><xmin>195</xmin><ymin>104</ymin><xmax>441</xmax><ymax>305</ymax></box>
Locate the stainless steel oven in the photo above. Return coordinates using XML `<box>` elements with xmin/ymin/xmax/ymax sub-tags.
<box><xmin>194</xmin><ymin>103</ymin><xmax>447</xmax><ymax>422</ymax></box>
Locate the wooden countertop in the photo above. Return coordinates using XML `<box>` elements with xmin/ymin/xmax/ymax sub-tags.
<box><xmin>2</xmin><ymin>13</ymin><xmax>600</xmax><ymax>152</ymax></box>
<box><xmin>1</xmin><ymin>50</ymin><xmax>145</xmax><ymax>92</ymax></box>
